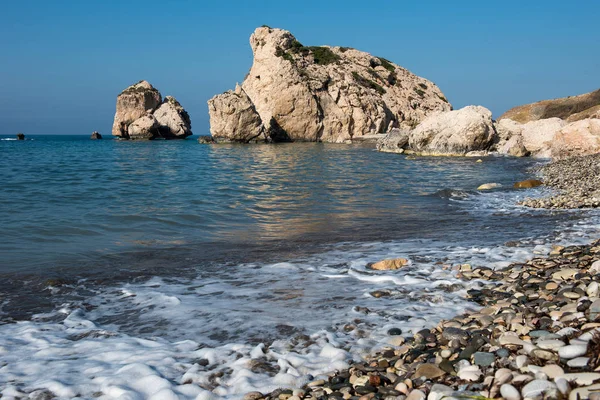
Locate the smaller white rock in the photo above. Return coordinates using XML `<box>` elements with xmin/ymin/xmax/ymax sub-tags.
<box><xmin>587</xmin><ymin>281</ymin><xmax>599</xmax><ymax>297</ymax></box>
<box><xmin>558</xmin><ymin>344</ymin><xmax>588</xmax><ymax>359</ymax></box>
<box><xmin>567</xmin><ymin>357</ymin><xmax>590</xmax><ymax>368</ymax></box>
<box><xmin>406</xmin><ymin>389</ymin><xmax>426</xmax><ymax>400</ymax></box>
<box><xmin>556</xmin><ymin>327</ymin><xmax>579</xmax><ymax>337</ymax></box>
<box><xmin>458</xmin><ymin>365</ymin><xmax>482</xmax><ymax>382</ymax></box>
<box><xmin>500</xmin><ymin>384</ymin><xmax>521</xmax><ymax>400</ymax></box>
<box><xmin>495</xmin><ymin>368</ymin><xmax>513</xmax><ymax>385</ymax></box>
<box><xmin>562</xmin><ymin>372</ymin><xmax>600</xmax><ymax>386</ymax></box>
<box><xmin>590</xmin><ymin>260</ymin><xmax>600</xmax><ymax>274</ymax></box>
<box><xmin>554</xmin><ymin>377</ymin><xmax>570</xmax><ymax>396</ymax></box>
<box><xmin>521</xmin><ymin>379</ymin><xmax>558</xmax><ymax>400</ymax></box>
<box><xmin>515</xmin><ymin>355</ymin><xmax>530</xmax><ymax>368</ymax></box>
<box><xmin>427</xmin><ymin>384</ymin><xmax>453</xmax><ymax>400</ymax></box>
<box><xmin>542</xmin><ymin>364</ymin><xmax>564</xmax><ymax>379</ymax></box>
<box><xmin>536</xmin><ymin>339</ymin><xmax>565</xmax><ymax>350</ymax></box>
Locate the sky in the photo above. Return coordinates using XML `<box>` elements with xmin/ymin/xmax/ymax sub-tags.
<box><xmin>1</xmin><ymin>0</ymin><xmax>599</xmax><ymax>135</ymax></box>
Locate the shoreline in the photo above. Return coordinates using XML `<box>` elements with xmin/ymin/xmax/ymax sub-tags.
<box><xmin>254</xmin><ymin>239</ymin><xmax>600</xmax><ymax>400</ymax></box>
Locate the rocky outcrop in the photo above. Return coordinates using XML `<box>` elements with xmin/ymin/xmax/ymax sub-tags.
<box><xmin>551</xmin><ymin>119</ymin><xmax>600</xmax><ymax>160</ymax></box>
<box><xmin>499</xmin><ymin>89</ymin><xmax>600</xmax><ymax>123</ymax></box>
<box><xmin>16</xmin><ymin>133</ymin><xmax>24</xmax><ymax>140</ymax></box>
<box><xmin>407</xmin><ymin>106</ymin><xmax>496</xmax><ymax>156</ymax></box>
<box><xmin>208</xmin><ymin>27</ymin><xmax>451</xmax><ymax>143</ymax></box>
<box><xmin>154</xmin><ymin>96</ymin><xmax>192</xmax><ymax>139</ymax></box>
<box><xmin>376</xmin><ymin>128</ymin><xmax>409</xmax><ymax>153</ymax></box>
<box><xmin>90</xmin><ymin>131</ymin><xmax>102</xmax><ymax>140</ymax></box>
<box><xmin>208</xmin><ymin>85</ymin><xmax>267</xmax><ymax>142</ymax></box>
<box><xmin>112</xmin><ymin>81</ymin><xmax>192</xmax><ymax>140</ymax></box>
<box><xmin>494</xmin><ymin>118</ymin><xmax>566</xmax><ymax>158</ymax></box>
<box><xmin>127</xmin><ymin>114</ymin><xmax>159</xmax><ymax>140</ymax></box>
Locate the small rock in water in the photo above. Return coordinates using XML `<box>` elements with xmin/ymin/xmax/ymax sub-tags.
<box><xmin>90</xmin><ymin>131</ymin><xmax>102</xmax><ymax>140</ymax></box>
<box><xmin>369</xmin><ymin>258</ymin><xmax>409</xmax><ymax>271</ymax></box>
<box><xmin>387</xmin><ymin>327</ymin><xmax>403</xmax><ymax>336</ymax></box>
<box><xmin>244</xmin><ymin>392</ymin><xmax>264</xmax><ymax>400</ymax></box>
<box><xmin>477</xmin><ymin>183</ymin><xmax>502</xmax><ymax>190</ymax></box>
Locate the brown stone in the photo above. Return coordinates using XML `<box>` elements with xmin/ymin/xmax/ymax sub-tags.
<box><xmin>413</xmin><ymin>363</ymin><xmax>446</xmax><ymax>380</ymax></box>
<box><xmin>514</xmin><ymin>179</ymin><xmax>543</xmax><ymax>189</ymax></box>
<box><xmin>369</xmin><ymin>258</ymin><xmax>409</xmax><ymax>271</ymax></box>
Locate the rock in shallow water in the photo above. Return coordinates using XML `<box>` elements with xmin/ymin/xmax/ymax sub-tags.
<box><xmin>369</xmin><ymin>258</ymin><xmax>409</xmax><ymax>271</ymax></box>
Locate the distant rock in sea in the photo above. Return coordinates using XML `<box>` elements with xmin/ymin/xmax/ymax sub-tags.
<box><xmin>90</xmin><ymin>131</ymin><xmax>102</xmax><ymax>140</ymax></box>
<box><xmin>16</xmin><ymin>133</ymin><xmax>25</xmax><ymax>140</ymax></box>
<box><xmin>208</xmin><ymin>26</ymin><xmax>451</xmax><ymax>143</ymax></box>
<box><xmin>112</xmin><ymin>81</ymin><xmax>192</xmax><ymax>140</ymax></box>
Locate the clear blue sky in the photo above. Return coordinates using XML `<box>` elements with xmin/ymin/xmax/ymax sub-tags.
<box><xmin>1</xmin><ymin>0</ymin><xmax>598</xmax><ymax>135</ymax></box>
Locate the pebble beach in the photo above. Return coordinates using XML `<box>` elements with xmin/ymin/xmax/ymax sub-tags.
<box><xmin>253</xmin><ymin>241</ymin><xmax>600</xmax><ymax>400</ymax></box>
<box><xmin>249</xmin><ymin>156</ymin><xmax>600</xmax><ymax>400</ymax></box>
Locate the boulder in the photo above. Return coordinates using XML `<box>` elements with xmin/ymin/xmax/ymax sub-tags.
<box><xmin>127</xmin><ymin>114</ymin><xmax>159</xmax><ymax>140</ymax></box>
<box><xmin>551</xmin><ymin>119</ymin><xmax>600</xmax><ymax>160</ymax></box>
<box><xmin>112</xmin><ymin>81</ymin><xmax>162</xmax><ymax>138</ymax></box>
<box><xmin>208</xmin><ymin>26</ymin><xmax>451</xmax><ymax>143</ymax></box>
<box><xmin>16</xmin><ymin>133</ymin><xmax>25</xmax><ymax>140</ymax></box>
<box><xmin>208</xmin><ymin>84</ymin><xmax>267</xmax><ymax>143</ymax></box>
<box><xmin>499</xmin><ymin>88</ymin><xmax>600</xmax><ymax>123</ymax></box>
<box><xmin>376</xmin><ymin>128</ymin><xmax>410</xmax><ymax>153</ymax></box>
<box><xmin>494</xmin><ymin>118</ymin><xmax>566</xmax><ymax>158</ymax></box>
<box><xmin>154</xmin><ymin>96</ymin><xmax>192</xmax><ymax>139</ymax></box>
<box><xmin>112</xmin><ymin>81</ymin><xmax>192</xmax><ymax>140</ymax></box>
<box><xmin>90</xmin><ymin>131</ymin><xmax>102</xmax><ymax>140</ymax></box>
<box><xmin>407</xmin><ymin>106</ymin><xmax>495</xmax><ymax>155</ymax></box>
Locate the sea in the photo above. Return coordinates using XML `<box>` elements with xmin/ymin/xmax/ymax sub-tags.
<box><xmin>1</xmin><ymin>135</ymin><xmax>599</xmax><ymax>399</ymax></box>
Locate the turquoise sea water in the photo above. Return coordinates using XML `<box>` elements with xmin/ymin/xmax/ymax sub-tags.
<box><xmin>0</xmin><ymin>135</ymin><xmax>554</xmax><ymax>272</ymax></box>
<box><xmin>1</xmin><ymin>135</ymin><xmax>599</xmax><ymax>397</ymax></box>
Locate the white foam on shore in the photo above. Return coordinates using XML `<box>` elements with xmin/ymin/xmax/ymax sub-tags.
<box><xmin>2</xmin><ymin>191</ymin><xmax>600</xmax><ymax>399</ymax></box>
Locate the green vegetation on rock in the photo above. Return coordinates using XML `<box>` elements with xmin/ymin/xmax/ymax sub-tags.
<box><xmin>275</xmin><ymin>39</ymin><xmax>341</xmax><ymax>66</ymax></box>
<box><xmin>377</xmin><ymin>57</ymin><xmax>396</xmax><ymax>73</ymax></box>
<box><xmin>437</xmin><ymin>94</ymin><xmax>449</xmax><ymax>103</ymax></box>
<box><xmin>414</xmin><ymin>87</ymin><xmax>426</xmax><ymax>97</ymax></box>
<box><xmin>352</xmin><ymin>71</ymin><xmax>386</xmax><ymax>95</ymax></box>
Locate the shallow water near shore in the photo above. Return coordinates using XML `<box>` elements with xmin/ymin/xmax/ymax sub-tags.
<box><xmin>1</xmin><ymin>135</ymin><xmax>600</xmax><ymax>398</ymax></box>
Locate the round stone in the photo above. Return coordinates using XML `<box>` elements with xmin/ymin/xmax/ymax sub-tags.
<box><xmin>500</xmin><ymin>384</ymin><xmax>521</xmax><ymax>400</ymax></box>
<box><xmin>567</xmin><ymin>357</ymin><xmax>590</xmax><ymax>368</ymax></box>
<box><xmin>521</xmin><ymin>379</ymin><xmax>558</xmax><ymax>400</ymax></box>
<box><xmin>558</xmin><ymin>344</ymin><xmax>588</xmax><ymax>359</ymax></box>
<box><xmin>472</xmin><ymin>352</ymin><xmax>495</xmax><ymax>367</ymax></box>
<box><xmin>387</xmin><ymin>328</ymin><xmax>402</xmax><ymax>336</ymax></box>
